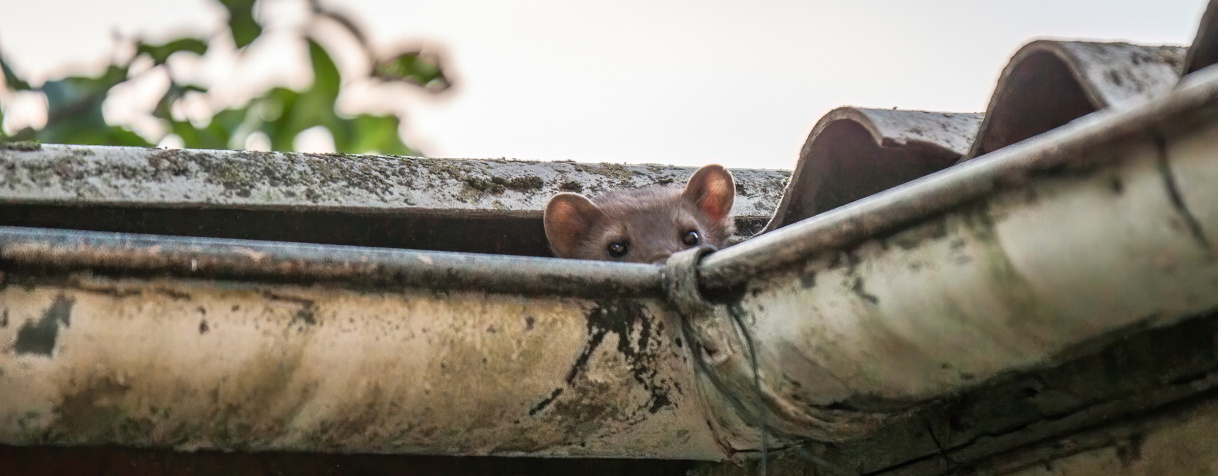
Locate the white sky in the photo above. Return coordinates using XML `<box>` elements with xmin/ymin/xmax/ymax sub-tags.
<box><xmin>0</xmin><ymin>0</ymin><xmax>1208</xmax><ymax>169</ymax></box>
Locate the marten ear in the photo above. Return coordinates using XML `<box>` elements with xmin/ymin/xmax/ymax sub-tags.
<box><xmin>683</xmin><ymin>164</ymin><xmax>735</xmax><ymax>223</ymax></box>
<box><xmin>544</xmin><ymin>193</ymin><xmax>605</xmax><ymax>257</ymax></box>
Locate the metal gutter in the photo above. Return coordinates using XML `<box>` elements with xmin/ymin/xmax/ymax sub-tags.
<box><xmin>0</xmin><ymin>226</ymin><xmax>664</xmax><ymax>299</ymax></box>
<box><xmin>2</xmin><ymin>12</ymin><xmax>1218</xmax><ymax>471</ymax></box>
<box><xmin>685</xmin><ymin>65</ymin><xmax>1218</xmax><ymax>459</ymax></box>
<box><xmin>0</xmin><ymin>239</ymin><xmax>717</xmax><ymax>459</ymax></box>
<box><xmin>2</xmin><ymin>67</ymin><xmax>1216</xmax><ymax>465</ymax></box>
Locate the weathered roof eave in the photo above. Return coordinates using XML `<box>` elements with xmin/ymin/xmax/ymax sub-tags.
<box><xmin>3</xmin><ymin>6</ymin><xmax>1218</xmax><ymax>470</ymax></box>
<box><xmin>683</xmin><ymin>65</ymin><xmax>1218</xmax><ymax>470</ymax></box>
<box><xmin>1</xmin><ymin>66</ymin><xmax>1216</xmax><ymax>467</ymax></box>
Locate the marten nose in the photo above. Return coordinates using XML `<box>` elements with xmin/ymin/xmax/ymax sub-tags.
<box><xmin>646</xmin><ymin>248</ymin><xmax>680</xmax><ymax>264</ymax></box>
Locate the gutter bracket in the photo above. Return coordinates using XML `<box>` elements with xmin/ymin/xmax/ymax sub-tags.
<box><xmin>664</xmin><ymin>246</ymin><xmax>898</xmax><ymax>452</ymax></box>
<box><xmin>663</xmin><ymin>246</ymin><xmax>777</xmax><ymax>455</ymax></box>
<box><xmin>662</xmin><ymin>246</ymin><xmax>717</xmax><ymax>320</ymax></box>
<box><xmin>663</xmin><ymin>246</ymin><xmax>743</xmax><ymax>370</ymax></box>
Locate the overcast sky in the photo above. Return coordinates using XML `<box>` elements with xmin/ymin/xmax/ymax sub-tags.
<box><xmin>0</xmin><ymin>0</ymin><xmax>1208</xmax><ymax>169</ymax></box>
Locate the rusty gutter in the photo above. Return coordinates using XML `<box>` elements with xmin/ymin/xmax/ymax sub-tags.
<box><xmin>677</xmin><ymin>65</ymin><xmax>1218</xmax><ymax>466</ymax></box>
<box><xmin>0</xmin><ymin>226</ymin><xmax>664</xmax><ymax>299</ymax></box>
<box><xmin>0</xmin><ymin>46</ymin><xmax>1217</xmax><ymax>474</ymax></box>
<box><xmin>0</xmin><ymin>67</ymin><xmax>1215</xmax><ymax>461</ymax></box>
<box><xmin>0</xmin><ymin>240</ymin><xmax>714</xmax><ymax>459</ymax></box>
<box><xmin>15</xmin><ymin>54</ymin><xmax>1217</xmax><ymax>300</ymax></box>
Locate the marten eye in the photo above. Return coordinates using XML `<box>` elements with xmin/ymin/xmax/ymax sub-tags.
<box><xmin>607</xmin><ymin>241</ymin><xmax>630</xmax><ymax>258</ymax></box>
<box><xmin>682</xmin><ymin>230</ymin><xmax>700</xmax><ymax>246</ymax></box>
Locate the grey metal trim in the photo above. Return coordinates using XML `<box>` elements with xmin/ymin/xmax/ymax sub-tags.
<box><xmin>5</xmin><ymin>65</ymin><xmax>1218</xmax><ymax>301</ymax></box>
<box><xmin>0</xmin><ymin>226</ymin><xmax>665</xmax><ymax>299</ymax></box>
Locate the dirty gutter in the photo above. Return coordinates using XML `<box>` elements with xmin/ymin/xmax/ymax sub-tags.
<box><xmin>0</xmin><ymin>69</ymin><xmax>1216</xmax><ymax>467</ymax></box>
<box><xmin>0</xmin><ymin>226</ymin><xmax>665</xmax><ymax>299</ymax></box>
<box><xmin>689</xmin><ymin>65</ymin><xmax>1218</xmax><ymax>454</ymax></box>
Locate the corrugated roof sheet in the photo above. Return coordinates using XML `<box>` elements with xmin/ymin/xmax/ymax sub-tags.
<box><xmin>762</xmin><ymin>108</ymin><xmax>982</xmax><ymax>232</ymax></box>
<box><xmin>764</xmin><ymin>11</ymin><xmax>1218</xmax><ymax>234</ymax></box>
<box><xmin>1186</xmin><ymin>0</ymin><xmax>1218</xmax><ymax>74</ymax></box>
<box><xmin>965</xmin><ymin>41</ymin><xmax>1185</xmax><ymax>160</ymax></box>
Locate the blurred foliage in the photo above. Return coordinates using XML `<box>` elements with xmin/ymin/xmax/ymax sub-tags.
<box><xmin>219</xmin><ymin>0</ymin><xmax>263</xmax><ymax>48</ymax></box>
<box><xmin>0</xmin><ymin>0</ymin><xmax>451</xmax><ymax>155</ymax></box>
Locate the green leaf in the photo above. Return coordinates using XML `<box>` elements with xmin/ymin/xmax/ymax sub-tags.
<box><xmin>1</xmin><ymin>53</ymin><xmax>31</xmax><ymax>90</ymax></box>
<box><xmin>34</xmin><ymin>111</ymin><xmax>105</xmax><ymax>145</ymax></box>
<box><xmin>137</xmin><ymin>38</ymin><xmax>209</xmax><ymax>65</ymax></box>
<box><xmin>341</xmin><ymin>114</ymin><xmax>413</xmax><ymax>155</ymax></box>
<box><xmin>209</xmin><ymin>108</ymin><xmax>249</xmax><ymax>143</ymax></box>
<box><xmin>375</xmin><ymin>50</ymin><xmax>450</xmax><ymax>92</ymax></box>
<box><xmin>256</xmin><ymin>86</ymin><xmax>306</xmax><ymax>151</ymax></box>
<box><xmin>31</xmin><ymin>64</ymin><xmax>154</xmax><ymax>148</ymax></box>
<box><xmin>41</xmin><ymin>65</ymin><xmax>128</xmax><ymax>114</ymax></box>
<box><xmin>152</xmin><ymin>82</ymin><xmax>207</xmax><ymax>120</ymax></box>
<box><xmin>37</xmin><ymin>65</ymin><xmax>131</xmax><ymax>144</ymax></box>
<box><xmin>170</xmin><ymin>120</ymin><xmax>207</xmax><ymax>149</ymax></box>
<box><xmin>218</xmin><ymin>0</ymin><xmax>262</xmax><ymax>48</ymax></box>
<box><xmin>172</xmin><ymin>105</ymin><xmax>260</xmax><ymax>150</ymax></box>
<box><xmin>103</xmin><ymin>125</ymin><xmax>154</xmax><ymax>147</ymax></box>
<box><xmin>306</xmin><ymin>40</ymin><xmax>341</xmax><ymax>104</ymax></box>
<box><xmin>36</xmin><ymin>114</ymin><xmax>153</xmax><ymax>148</ymax></box>
<box><xmin>246</xmin><ymin>40</ymin><xmax>345</xmax><ymax>152</ymax></box>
